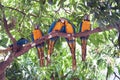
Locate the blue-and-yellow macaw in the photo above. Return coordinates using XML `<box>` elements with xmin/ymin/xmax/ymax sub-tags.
<box><xmin>47</xmin><ymin>18</ymin><xmax>76</xmax><ymax>70</ymax></box>
<box><xmin>10</xmin><ymin>38</ymin><xmax>29</xmax><ymax>52</ymax></box>
<box><xmin>0</xmin><ymin>38</ymin><xmax>29</xmax><ymax>53</ymax></box>
<box><xmin>79</xmin><ymin>15</ymin><xmax>91</xmax><ymax>61</ymax></box>
<box><xmin>9</xmin><ymin>38</ymin><xmax>29</xmax><ymax>47</ymax></box>
<box><xmin>31</xmin><ymin>25</ymin><xmax>44</xmax><ymax>67</ymax></box>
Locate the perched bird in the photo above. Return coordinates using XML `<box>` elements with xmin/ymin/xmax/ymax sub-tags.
<box><xmin>0</xmin><ymin>38</ymin><xmax>29</xmax><ymax>53</ymax></box>
<box><xmin>10</xmin><ymin>38</ymin><xmax>29</xmax><ymax>52</ymax></box>
<box><xmin>64</xmin><ymin>19</ymin><xmax>76</xmax><ymax>70</ymax></box>
<box><xmin>79</xmin><ymin>15</ymin><xmax>91</xmax><ymax>61</ymax></box>
<box><xmin>47</xmin><ymin>18</ymin><xmax>76</xmax><ymax>70</ymax></box>
<box><xmin>31</xmin><ymin>25</ymin><xmax>44</xmax><ymax>67</ymax></box>
<box><xmin>47</xmin><ymin>19</ymin><xmax>64</xmax><ymax>64</ymax></box>
<box><xmin>9</xmin><ymin>38</ymin><xmax>29</xmax><ymax>47</ymax></box>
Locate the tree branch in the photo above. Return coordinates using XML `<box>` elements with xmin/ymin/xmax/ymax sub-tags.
<box><xmin>0</xmin><ymin>4</ymin><xmax>18</xmax><ymax>79</ymax></box>
<box><xmin>0</xmin><ymin>47</ymin><xmax>12</xmax><ymax>53</ymax></box>
<box><xmin>3</xmin><ymin>16</ymin><xmax>17</xmax><ymax>43</ymax></box>
<box><xmin>0</xmin><ymin>25</ymin><xmax>116</xmax><ymax>75</ymax></box>
<box><xmin>54</xmin><ymin>5</ymin><xmax>62</xmax><ymax>13</ymax></box>
<box><xmin>5</xmin><ymin>6</ymin><xmax>37</xmax><ymax>17</ymax></box>
<box><xmin>62</xmin><ymin>8</ymin><xmax>71</xmax><ymax>14</ymax></box>
<box><xmin>113</xmin><ymin>72</ymin><xmax>120</xmax><ymax>79</ymax></box>
<box><xmin>6</xmin><ymin>6</ymin><xmax>26</xmax><ymax>15</ymax></box>
<box><xmin>1</xmin><ymin>4</ymin><xmax>16</xmax><ymax>44</ymax></box>
<box><xmin>0</xmin><ymin>4</ymin><xmax>37</xmax><ymax>17</ymax></box>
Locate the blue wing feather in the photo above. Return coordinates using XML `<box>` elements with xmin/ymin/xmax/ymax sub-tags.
<box><xmin>79</xmin><ymin>22</ymin><xmax>83</xmax><ymax>32</ymax></box>
<box><xmin>48</xmin><ymin>21</ymin><xmax>57</xmax><ymax>33</ymax></box>
<box><xmin>31</xmin><ymin>34</ymin><xmax>34</xmax><ymax>42</ymax></box>
<box><xmin>9</xmin><ymin>38</ymin><xmax>29</xmax><ymax>47</ymax></box>
<box><xmin>36</xmin><ymin>43</ymin><xmax>44</xmax><ymax>48</ymax></box>
<box><xmin>17</xmin><ymin>38</ymin><xmax>29</xmax><ymax>46</ymax></box>
<box><xmin>60</xmin><ymin>26</ymin><xmax>66</xmax><ymax>33</ymax></box>
<box><xmin>72</xmin><ymin>24</ymin><xmax>75</xmax><ymax>33</ymax></box>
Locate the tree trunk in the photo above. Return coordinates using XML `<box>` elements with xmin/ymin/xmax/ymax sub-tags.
<box><xmin>0</xmin><ymin>72</ymin><xmax>5</xmax><ymax>80</ymax></box>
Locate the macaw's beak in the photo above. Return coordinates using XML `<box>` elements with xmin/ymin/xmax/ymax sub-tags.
<box><xmin>84</xmin><ymin>15</ymin><xmax>90</xmax><ymax>20</ymax></box>
<box><xmin>60</xmin><ymin>18</ymin><xmax>65</xmax><ymax>23</ymax></box>
<box><xmin>61</xmin><ymin>19</ymin><xmax>65</xmax><ymax>23</ymax></box>
<box><xmin>35</xmin><ymin>25</ymin><xmax>39</xmax><ymax>29</ymax></box>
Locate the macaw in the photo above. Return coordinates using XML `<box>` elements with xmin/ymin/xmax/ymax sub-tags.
<box><xmin>9</xmin><ymin>38</ymin><xmax>29</xmax><ymax>47</ymax></box>
<box><xmin>47</xmin><ymin>18</ymin><xmax>76</xmax><ymax>70</ymax></box>
<box><xmin>0</xmin><ymin>38</ymin><xmax>29</xmax><ymax>53</ymax></box>
<box><xmin>79</xmin><ymin>15</ymin><xmax>91</xmax><ymax>61</ymax></box>
<box><xmin>31</xmin><ymin>25</ymin><xmax>44</xmax><ymax>67</ymax></box>
<box><xmin>10</xmin><ymin>38</ymin><xmax>29</xmax><ymax>52</ymax></box>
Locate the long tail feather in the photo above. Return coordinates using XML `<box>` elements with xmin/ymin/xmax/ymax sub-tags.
<box><xmin>67</xmin><ymin>40</ymin><xmax>76</xmax><ymax>70</ymax></box>
<box><xmin>47</xmin><ymin>40</ymin><xmax>56</xmax><ymax>65</ymax></box>
<box><xmin>81</xmin><ymin>39</ymin><xmax>87</xmax><ymax>61</ymax></box>
<box><xmin>37</xmin><ymin>47</ymin><xmax>44</xmax><ymax>67</ymax></box>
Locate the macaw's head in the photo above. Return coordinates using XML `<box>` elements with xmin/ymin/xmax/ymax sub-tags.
<box><xmin>84</xmin><ymin>14</ymin><xmax>90</xmax><ymax>21</ymax></box>
<box><xmin>34</xmin><ymin>25</ymin><xmax>39</xmax><ymax>29</ymax></box>
<box><xmin>59</xmin><ymin>18</ymin><xmax>66</xmax><ymax>24</ymax></box>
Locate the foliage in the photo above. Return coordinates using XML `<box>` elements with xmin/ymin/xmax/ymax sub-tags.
<box><xmin>0</xmin><ymin>0</ymin><xmax>120</xmax><ymax>80</ymax></box>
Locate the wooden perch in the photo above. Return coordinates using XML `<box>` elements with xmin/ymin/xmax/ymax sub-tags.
<box><xmin>0</xmin><ymin>24</ymin><xmax>117</xmax><ymax>79</ymax></box>
<box><xmin>0</xmin><ymin>2</ymin><xmax>119</xmax><ymax>80</ymax></box>
<box><xmin>113</xmin><ymin>72</ymin><xmax>120</xmax><ymax>79</ymax></box>
<box><xmin>0</xmin><ymin>47</ymin><xmax>12</xmax><ymax>53</ymax></box>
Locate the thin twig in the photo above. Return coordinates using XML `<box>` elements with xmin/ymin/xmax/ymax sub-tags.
<box><xmin>113</xmin><ymin>72</ymin><xmax>120</xmax><ymax>79</ymax></box>
<box><xmin>62</xmin><ymin>8</ymin><xmax>71</xmax><ymax>14</ymax></box>
<box><xmin>1</xmin><ymin>5</ymin><xmax>16</xmax><ymax>44</ymax></box>
<box><xmin>0</xmin><ymin>25</ymin><xmax>117</xmax><ymax>76</ymax></box>
<box><xmin>113</xmin><ymin>76</ymin><xmax>116</xmax><ymax>80</ymax></box>
<box><xmin>6</xmin><ymin>6</ymin><xmax>26</xmax><ymax>15</ymax></box>
<box><xmin>54</xmin><ymin>0</ymin><xmax>63</xmax><ymax>13</ymax></box>
<box><xmin>54</xmin><ymin>5</ymin><xmax>62</xmax><ymax>13</ymax></box>
<box><xmin>6</xmin><ymin>6</ymin><xmax>37</xmax><ymax>17</ymax></box>
<box><xmin>0</xmin><ymin>47</ymin><xmax>12</xmax><ymax>53</ymax></box>
<box><xmin>0</xmin><ymin>4</ymin><xmax>37</xmax><ymax>17</ymax></box>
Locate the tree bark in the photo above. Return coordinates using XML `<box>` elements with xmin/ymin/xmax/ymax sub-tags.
<box><xmin>0</xmin><ymin>25</ymin><xmax>118</xmax><ymax>77</ymax></box>
<box><xmin>0</xmin><ymin>72</ymin><xmax>5</xmax><ymax>80</ymax></box>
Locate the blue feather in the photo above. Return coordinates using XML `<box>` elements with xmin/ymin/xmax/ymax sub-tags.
<box><xmin>48</xmin><ymin>21</ymin><xmax>59</xmax><ymax>41</ymax></box>
<box><xmin>48</xmin><ymin>21</ymin><xmax>57</xmax><ymax>33</ymax></box>
<box><xmin>9</xmin><ymin>38</ymin><xmax>29</xmax><ymax>47</ymax></box>
<box><xmin>31</xmin><ymin>34</ymin><xmax>34</xmax><ymax>42</ymax></box>
<box><xmin>36</xmin><ymin>43</ymin><xmax>44</xmax><ymax>48</ymax></box>
<box><xmin>48</xmin><ymin>20</ymin><xmax>76</xmax><ymax>42</ymax></box>
<box><xmin>60</xmin><ymin>26</ymin><xmax>66</xmax><ymax>33</ymax></box>
<box><xmin>17</xmin><ymin>38</ymin><xmax>29</xmax><ymax>46</ymax></box>
<box><xmin>66</xmin><ymin>39</ymin><xmax>75</xmax><ymax>43</ymax></box>
<box><xmin>72</xmin><ymin>24</ymin><xmax>76</xmax><ymax>33</ymax></box>
<box><xmin>79</xmin><ymin>22</ymin><xmax>83</xmax><ymax>32</ymax></box>
<box><xmin>79</xmin><ymin>22</ymin><xmax>88</xmax><ymax>39</ymax></box>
